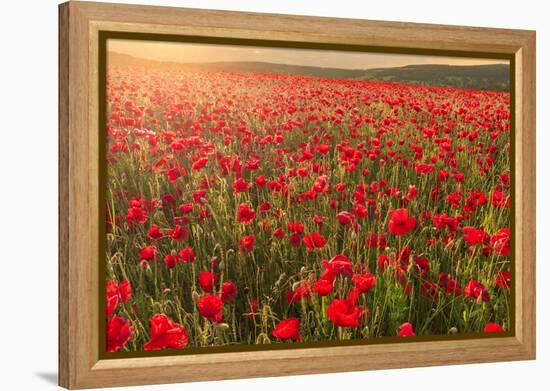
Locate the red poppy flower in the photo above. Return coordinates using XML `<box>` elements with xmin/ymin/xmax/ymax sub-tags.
<box><xmin>147</xmin><ymin>225</ymin><xmax>163</xmax><ymax>241</ymax></box>
<box><xmin>106</xmin><ymin>280</ymin><xmax>119</xmax><ymax>318</ymax></box>
<box><xmin>192</xmin><ymin>189</ymin><xmax>207</xmax><ymax>205</ymax></box>
<box><xmin>413</xmin><ymin>256</ymin><xmax>430</xmax><ymax>275</ymax></box>
<box><xmin>495</xmin><ymin>271</ymin><xmax>511</xmax><ymax>289</ymax></box>
<box><xmin>167</xmin><ymin>166</ymin><xmax>185</xmax><ymax>183</ymax></box>
<box><xmin>462</xmin><ymin>226</ymin><xmax>488</xmax><ymax>246</ymax></box>
<box><xmin>491</xmin><ymin>191</ymin><xmax>510</xmax><ymax>208</ymax></box>
<box><xmin>289</xmin><ymin>232</ymin><xmax>302</xmax><ymax>247</ymax></box>
<box><xmin>237</xmin><ymin>203</ymin><xmax>255</xmax><ymax>224</ymax></box>
<box><xmin>316</xmin><ymin>143</ymin><xmax>330</xmax><ymax>154</ymax></box>
<box><xmin>337</xmin><ymin>211</ymin><xmax>355</xmax><ymax>226</ymax></box>
<box><xmin>240</xmin><ymin>235</ymin><xmax>255</xmax><ymax>253</ymax></box>
<box><xmin>439</xmin><ymin>273</ymin><xmax>461</xmax><ymax>296</ymax></box>
<box><xmin>447</xmin><ymin>190</ymin><xmax>462</xmax><ymax>207</ymax></box>
<box><xmin>445</xmin><ymin>279</ymin><xmax>462</xmax><ymax>296</ymax></box>
<box><xmin>179</xmin><ymin>203</ymin><xmax>194</xmax><ymax>214</ymax></box>
<box><xmin>273</xmin><ymin>227</ymin><xmax>285</xmax><ymax>239</ymax></box>
<box><xmin>286</xmin><ymin>282</ymin><xmax>312</xmax><ymax>304</ymax></box>
<box><xmin>118</xmin><ymin>279</ymin><xmax>132</xmax><ymax>302</ymax></box>
<box><xmin>388</xmin><ymin>208</ymin><xmax>416</xmax><ymax>236</ymax></box>
<box><xmin>464</xmin><ymin>190</ymin><xmax>487</xmax><ymax>213</ymax></box>
<box><xmin>197</xmin><ymin>294</ymin><xmax>224</xmax><ymax>322</ymax></box>
<box><xmin>144</xmin><ymin>314</ymin><xmax>189</xmax><ymax>350</ymax></box>
<box><xmin>302</xmin><ymin>232</ymin><xmax>326</xmax><ymax>252</ymax></box>
<box><xmin>500</xmin><ymin>172</ymin><xmax>510</xmax><ymax>184</ymax></box>
<box><xmin>352</xmin><ymin>272</ymin><xmax>376</xmax><ymax>293</ymax></box>
<box><xmin>106</xmin><ymin>315</ymin><xmax>134</xmax><ymax>352</ymax></box>
<box><xmin>161</xmin><ymin>194</ymin><xmax>176</xmax><ymax>208</ymax></box>
<box><xmin>491</xmin><ymin>228</ymin><xmax>510</xmax><ymax>256</ymax></box>
<box><xmin>198</xmin><ymin>271</ymin><xmax>219</xmax><ymax>293</ymax></box>
<box><xmin>139</xmin><ymin>245</ymin><xmax>157</xmax><ymax>261</ymax></box>
<box><xmin>167</xmin><ymin>225</ymin><xmax>188</xmax><ymax>241</ymax></box>
<box><xmin>163</xmin><ymin>254</ymin><xmax>177</xmax><ymax>269</ymax></box>
<box><xmin>192</xmin><ymin>157</ymin><xmax>208</xmax><ymax>171</ymax></box>
<box><xmin>405</xmin><ymin>185</ymin><xmax>418</xmax><ymax>201</ymax></box>
<box><xmin>245</xmin><ymin>159</ymin><xmax>260</xmax><ymax>170</ymax></box>
<box><xmin>126</xmin><ymin>206</ymin><xmax>148</xmax><ymax>226</ymax></box>
<box><xmin>421</xmin><ymin>281</ymin><xmax>439</xmax><ymax>299</ymax></box>
<box><xmin>398</xmin><ymin>322</ymin><xmax>415</xmax><ymax>337</ymax></box>
<box><xmin>322</xmin><ymin>254</ymin><xmax>353</xmax><ymax>281</ymax></box>
<box><xmin>326</xmin><ymin>297</ymin><xmax>363</xmax><ymax>328</ymax></box>
<box><xmin>245</xmin><ymin>298</ymin><xmax>259</xmax><ymax>320</ymax></box>
<box><xmin>272</xmin><ymin>318</ymin><xmax>301</xmax><ymax>342</ymax></box>
<box><xmin>232</xmin><ymin>177</ymin><xmax>251</xmax><ymax>193</ymax></box>
<box><xmin>313</xmin><ymin>279</ymin><xmax>334</xmax><ymax>296</ymax></box>
<box><xmin>312</xmin><ymin>175</ymin><xmax>329</xmax><ymax>193</ymax></box>
<box><xmin>296</xmin><ymin>167</ymin><xmax>309</xmax><ymax>178</ymax></box>
<box><xmin>483</xmin><ymin>323</ymin><xmax>505</xmax><ymax>333</ymax></box>
<box><xmin>178</xmin><ymin>247</ymin><xmax>195</xmax><ymax>263</ymax></box>
<box><xmin>198</xmin><ymin>208</ymin><xmax>210</xmax><ymax>220</ymax></box>
<box><xmin>433</xmin><ymin>213</ymin><xmax>459</xmax><ymax>232</ymax></box>
<box><xmin>220</xmin><ymin>281</ymin><xmax>238</xmax><ymax>303</ymax></box>
<box><xmin>255</xmin><ymin>175</ymin><xmax>267</xmax><ymax>187</ymax></box>
<box><xmin>335</xmin><ymin>182</ymin><xmax>347</xmax><ymax>192</ymax></box>
<box><xmin>313</xmin><ymin>214</ymin><xmax>325</xmax><ymax>226</ymax></box>
<box><xmin>454</xmin><ymin>172</ymin><xmax>465</xmax><ymax>183</ymax></box>
<box><xmin>353</xmin><ymin>203</ymin><xmax>369</xmax><ymax>219</ymax></box>
<box><xmin>464</xmin><ymin>279</ymin><xmax>490</xmax><ymax>302</ymax></box>
<box><xmin>438</xmin><ymin>169</ymin><xmax>449</xmax><ymax>181</ymax></box>
<box><xmin>287</xmin><ymin>222</ymin><xmax>305</xmax><ymax>234</ymax></box>
<box><xmin>414</xmin><ymin>163</ymin><xmax>435</xmax><ymax>174</ymax></box>
<box><xmin>365</xmin><ymin>232</ymin><xmax>387</xmax><ymax>249</ymax></box>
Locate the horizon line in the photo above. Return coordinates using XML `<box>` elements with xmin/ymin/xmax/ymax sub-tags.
<box><xmin>107</xmin><ymin>50</ymin><xmax>509</xmax><ymax>72</ymax></box>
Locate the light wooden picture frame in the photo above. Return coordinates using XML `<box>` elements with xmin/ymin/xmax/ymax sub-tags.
<box><xmin>59</xmin><ymin>1</ymin><xmax>536</xmax><ymax>389</ymax></box>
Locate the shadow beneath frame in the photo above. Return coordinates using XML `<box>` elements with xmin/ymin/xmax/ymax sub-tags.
<box><xmin>35</xmin><ymin>372</ymin><xmax>58</xmax><ymax>386</ymax></box>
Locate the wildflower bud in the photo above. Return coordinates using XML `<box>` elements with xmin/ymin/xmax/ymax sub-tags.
<box><xmin>192</xmin><ymin>291</ymin><xmax>200</xmax><ymax>303</ymax></box>
<box><xmin>210</xmin><ymin>256</ymin><xmax>218</xmax><ymax>270</ymax></box>
<box><xmin>145</xmin><ymin>264</ymin><xmax>153</xmax><ymax>277</ymax></box>
<box><xmin>215</xmin><ymin>323</ymin><xmax>230</xmax><ymax>331</ymax></box>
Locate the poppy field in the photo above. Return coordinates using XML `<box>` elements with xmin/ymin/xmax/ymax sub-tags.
<box><xmin>105</xmin><ymin>63</ymin><xmax>511</xmax><ymax>353</ymax></box>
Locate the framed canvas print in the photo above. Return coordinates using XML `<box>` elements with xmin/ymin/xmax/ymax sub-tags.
<box><xmin>58</xmin><ymin>1</ymin><xmax>536</xmax><ymax>389</ymax></box>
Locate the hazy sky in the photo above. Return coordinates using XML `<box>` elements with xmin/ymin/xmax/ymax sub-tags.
<box><xmin>108</xmin><ymin>39</ymin><xmax>508</xmax><ymax>70</ymax></box>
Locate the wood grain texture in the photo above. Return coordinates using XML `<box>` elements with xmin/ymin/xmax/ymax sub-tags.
<box><xmin>515</xmin><ymin>34</ymin><xmax>536</xmax><ymax>352</ymax></box>
<box><xmin>59</xmin><ymin>1</ymin><xmax>97</xmax><ymax>388</ymax></box>
<box><xmin>58</xmin><ymin>3</ymin><xmax>70</xmax><ymax>387</ymax></box>
<box><xmin>58</xmin><ymin>1</ymin><xmax>536</xmax><ymax>388</ymax></box>
<box><xmin>72</xmin><ymin>1</ymin><xmax>532</xmax><ymax>53</ymax></box>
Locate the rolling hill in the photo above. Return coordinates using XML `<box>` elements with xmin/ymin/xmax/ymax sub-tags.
<box><xmin>108</xmin><ymin>52</ymin><xmax>509</xmax><ymax>91</ymax></box>
<box><xmin>359</xmin><ymin>63</ymin><xmax>510</xmax><ymax>91</ymax></box>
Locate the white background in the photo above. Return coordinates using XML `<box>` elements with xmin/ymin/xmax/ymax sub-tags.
<box><xmin>0</xmin><ymin>0</ymin><xmax>547</xmax><ymax>389</ymax></box>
